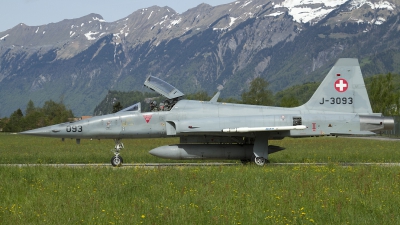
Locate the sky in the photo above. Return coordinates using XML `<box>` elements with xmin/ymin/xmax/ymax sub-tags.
<box><xmin>0</xmin><ymin>0</ymin><xmax>235</xmax><ymax>32</ymax></box>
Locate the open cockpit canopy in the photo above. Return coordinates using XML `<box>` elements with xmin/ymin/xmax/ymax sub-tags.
<box><xmin>144</xmin><ymin>76</ymin><xmax>184</xmax><ymax>100</ymax></box>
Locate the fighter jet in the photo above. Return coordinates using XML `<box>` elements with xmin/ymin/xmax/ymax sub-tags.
<box><xmin>21</xmin><ymin>58</ymin><xmax>394</xmax><ymax>166</ymax></box>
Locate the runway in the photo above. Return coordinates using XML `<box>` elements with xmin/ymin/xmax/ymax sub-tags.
<box><xmin>2</xmin><ymin>162</ymin><xmax>400</xmax><ymax>168</ymax></box>
<box><xmin>0</xmin><ymin>163</ymin><xmax>237</xmax><ymax>168</ymax></box>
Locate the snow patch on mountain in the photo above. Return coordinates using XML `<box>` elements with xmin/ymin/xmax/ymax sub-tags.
<box><xmin>274</xmin><ymin>0</ymin><xmax>348</xmax><ymax>24</ymax></box>
<box><xmin>266</xmin><ymin>11</ymin><xmax>284</xmax><ymax>17</ymax></box>
<box><xmin>148</xmin><ymin>11</ymin><xmax>154</xmax><ymax>20</ymax></box>
<box><xmin>368</xmin><ymin>0</ymin><xmax>395</xmax><ymax>9</ymax></box>
<box><xmin>349</xmin><ymin>0</ymin><xmax>396</xmax><ymax>10</ymax></box>
<box><xmin>85</xmin><ymin>31</ymin><xmax>99</xmax><ymax>41</ymax></box>
<box><xmin>239</xmin><ymin>0</ymin><xmax>253</xmax><ymax>9</ymax></box>
<box><xmin>0</xmin><ymin>34</ymin><xmax>9</xmax><ymax>40</ymax></box>
<box><xmin>167</xmin><ymin>18</ymin><xmax>182</xmax><ymax>28</ymax></box>
<box><xmin>375</xmin><ymin>17</ymin><xmax>386</xmax><ymax>25</ymax></box>
<box><xmin>347</xmin><ymin>1</ymin><xmax>395</xmax><ymax>25</ymax></box>
<box><xmin>230</xmin><ymin>17</ymin><xmax>238</xmax><ymax>26</ymax></box>
<box><xmin>273</xmin><ymin>0</ymin><xmax>395</xmax><ymax>24</ymax></box>
<box><xmin>93</xmin><ymin>17</ymin><xmax>106</xmax><ymax>22</ymax></box>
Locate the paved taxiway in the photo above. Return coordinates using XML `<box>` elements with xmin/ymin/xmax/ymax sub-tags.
<box><xmin>2</xmin><ymin>162</ymin><xmax>400</xmax><ymax>168</ymax></box>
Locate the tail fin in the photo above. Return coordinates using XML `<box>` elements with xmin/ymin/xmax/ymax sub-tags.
<box><xmin>300</xmin><ymin>58</ymin><xmax>373</xmax><ymax>114</ymax></box>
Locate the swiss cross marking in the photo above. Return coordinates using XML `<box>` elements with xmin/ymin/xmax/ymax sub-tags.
<box><xmin>143</xmin><ymin>114</ymin><xmax>152</xmax><ymax>123</ymax></box>
<box><xmin>334</xmin><ymin>79</ymin><xmax>348</xmax><ymax>92</ymax></box>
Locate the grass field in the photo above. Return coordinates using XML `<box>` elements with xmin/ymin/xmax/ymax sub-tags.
<box><xmin>1</xmin><ymin>133</ymin><xmax>400</xmax><ymax>224</ymax></box>
<box><xmin>1</xmin><ymin>133</ymin><xmax>400</xmax><ymax>164</ymax></box>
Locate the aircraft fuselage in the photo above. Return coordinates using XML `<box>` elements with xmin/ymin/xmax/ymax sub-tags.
<box><xmin>22</xmin><ymin>100</ymin><xmax>391</xmax><ymax>140</ymax></box>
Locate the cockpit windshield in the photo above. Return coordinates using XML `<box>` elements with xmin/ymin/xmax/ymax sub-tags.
<box><xmin>144</xmin><ymin>76</ymin><xmax>184</xmax><ymax>99</ymax></box>
<box><xmin>118</xmin><ymin>102</ymin><xmax>141</xmax><ymax>113</ymax></box>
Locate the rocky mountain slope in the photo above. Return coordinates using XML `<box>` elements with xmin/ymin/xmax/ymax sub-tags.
<box><xmin>1</xmin><ymin>0</ymin><xmax>399</xmax><ymax>116</ymax></box>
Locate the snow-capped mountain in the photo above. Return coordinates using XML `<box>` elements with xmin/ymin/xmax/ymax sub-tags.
<box><xmin>0</xmin><ymin>0</ymin><xmax>399</xmax><ymax>116</ymax></box>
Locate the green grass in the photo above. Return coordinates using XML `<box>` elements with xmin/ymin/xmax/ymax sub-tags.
<box><xmin>0</xmin><ymin>133</ymin><xmax>399</xmax><ymax>164</ymax></box>
<box><xmin>1</xmin><ymin>133</ymin><xmax>400</xmax><ymax>224</ymax></box>
<box><xmin>1</xmin><ymin>165</ymin><xmax>400</xmax><ymax>224</ymax></box>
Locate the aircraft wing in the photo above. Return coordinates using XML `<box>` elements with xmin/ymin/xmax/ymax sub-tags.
<box><xmin>222</xmin><ymin>125</ymin><xmax>307</xmax><ymax>133</ymax></box>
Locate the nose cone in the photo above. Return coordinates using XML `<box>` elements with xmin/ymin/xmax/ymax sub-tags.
<box><xmin>20</xmin><ymin>126</ymin><xmax>58</xmax><ymax>137</ymax></box>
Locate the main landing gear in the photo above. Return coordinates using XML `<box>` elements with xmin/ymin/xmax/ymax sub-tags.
<box><xmin>253</xmin><ymin>156</ymin><xmax>271</xmax><ymax>166</ymax></box>
<box><xmin>111</xmin><ymin>139</ymin><xmax>124</xmax><ymax>167</ymax></box>
<box><xmin>253</xmin><ymin>134</ymin><xmax>269</xmax><ymax>166</ymax></box>
<box><xmin>254</xmin><ymin>156</ymin><xmax>266</xmax><ymax>166</ymax></box>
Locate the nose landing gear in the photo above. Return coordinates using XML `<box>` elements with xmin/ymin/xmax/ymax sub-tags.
<box><xmin>111</xmin><ymin>139</ymin><xmax>124</xmax><ymax>167</ymax></box>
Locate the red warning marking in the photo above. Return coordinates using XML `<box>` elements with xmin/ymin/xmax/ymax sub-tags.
<box><xmin>143</xmin><ymin>114</ymin><xmax>152</xmax><ymax>123</ymax></box>
<box><xmin>334</xmin><ymin>79</ymin><xmax>348</xmax><ymax>92</ymax></box>
<box><xmin>312</xmin><ymin>123</ymin><xmax>316</xmax><ymax>131</ymax></box>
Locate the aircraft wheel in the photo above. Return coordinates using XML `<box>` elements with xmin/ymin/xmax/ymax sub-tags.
<box><xmin>111</xmin><ymin>155</ymin><xmax>123</xmax><ymax>167</ymax></box>
<box><xmin>254</xmin><ymin>157</ymin><xmax>265</xmax><ymax>166</ymax></box>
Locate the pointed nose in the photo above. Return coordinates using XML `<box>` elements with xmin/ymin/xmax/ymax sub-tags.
<box><xmin>20</xmin><ymin>126</ymin><xmax>55</xmax><ymax>137</ymax></box>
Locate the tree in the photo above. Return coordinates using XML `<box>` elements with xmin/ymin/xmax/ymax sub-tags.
<box><xmin>112</xmin><ymin>101</ymin><xmax>123</xmax><ymax>113</ymax></box>
<box><xmin>241</xmin><ymin>77</ymin><xmax>274</xmax><ymax>105</ymax></box>
<box><xmin>185</xmin><ymin>91</ymin><xmax>211</xmax><ymax>101</ymax></box>
<box><xmin>368</xmin><ymin>73</ymin><xmax>400</xmax><ymax>115</ymax></box>
<box><xmin>41</xmin><ymin>100</ymin><xmax>74</xmax><ymax>124</ymax></box>
<box><xmin>3</xmin><ymin>100</ymin><xmax>74</xmax><ymax>132</ymax></box>
<box><xmin>280</xmin><ymin>95</ymin><xmax>300</xmax><ymax>107</ymax></box>
<box><xmin>219</xmin><ymin>97</ymin><xmax>241</xmax><ymax>104</ymax></box>
<box><xmin>4</xmin><ymin>109</ymin><xmax>24</xmax><ymax>132</ymax></box>
<box><xmin>24</xmin><ymin>100</ymin><xmax>41</xmax><ymax>130</ymax></box>
<box><xmin>25</xmin><ymin>100</ymin><xmax>36</xmax><ymax>115</ymax></box>
<box><xmin>0</xmin><ymin>117</ymin><xmax>6</xmax><ymax>131</ymax></box>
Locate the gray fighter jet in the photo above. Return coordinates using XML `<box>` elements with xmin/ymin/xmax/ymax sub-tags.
<box><xmin>21</xmin><ymin>58</ymin><xmax>394</xmax><ymax>166</ymax></box>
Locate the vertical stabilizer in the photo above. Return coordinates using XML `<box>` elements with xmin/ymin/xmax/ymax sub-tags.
<box><xmin>300</xmin><ymin>58</ymin><xmax>372</xmax><ymax>114</ymax></box>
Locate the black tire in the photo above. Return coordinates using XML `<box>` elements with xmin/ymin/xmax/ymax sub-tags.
<box><xmin>254</xmin><ymin>157</ymin><xmax>265</xmax><ymax>166</ymax></box>
<box><xmin>111</xmin><ymin>155</ymin><xmax>123</xmax><ymax>167</ymax></box>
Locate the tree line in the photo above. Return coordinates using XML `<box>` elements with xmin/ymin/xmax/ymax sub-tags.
<box><xmin>0</xmin><ymin>100</ymin><xmax>74</xmax><ymax>132</ymax></box>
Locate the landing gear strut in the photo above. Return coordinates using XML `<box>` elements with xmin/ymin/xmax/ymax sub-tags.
<box><xmin>111</xmin><ymin>139</ymin><xmax>124</xmax><ymax>167</ymax></box>
<box><xmin>253</xmin><ymin>134</ymin><xmax>269</xmax><ymax>166</ymax></box>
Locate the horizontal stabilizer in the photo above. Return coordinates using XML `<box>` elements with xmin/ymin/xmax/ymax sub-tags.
<box><xmin>222</xmin><ymin>125</ymin><xmax>307</xmax><ymax>133</ymax></box>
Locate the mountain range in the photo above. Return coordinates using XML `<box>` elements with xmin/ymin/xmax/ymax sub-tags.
<box><xmin>1</xmin><ymin>0</ymin><xmax>399</xmax><ymax>117</ymax></box>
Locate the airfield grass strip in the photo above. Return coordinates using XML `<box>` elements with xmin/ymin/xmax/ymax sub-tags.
<box><xmin>1</xmin><ymin>133</ymin><xmax>400</xmax><ymax>224</ymax></box>
<box><xmin>1</xmin><ymin>133</ymin><xmax>400</xmax><ymax>164</ymax></box>
<box><xmin>0</xmin><ymin>165</ymin><xmax>399</xmax><ymax>224</ymax></box>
